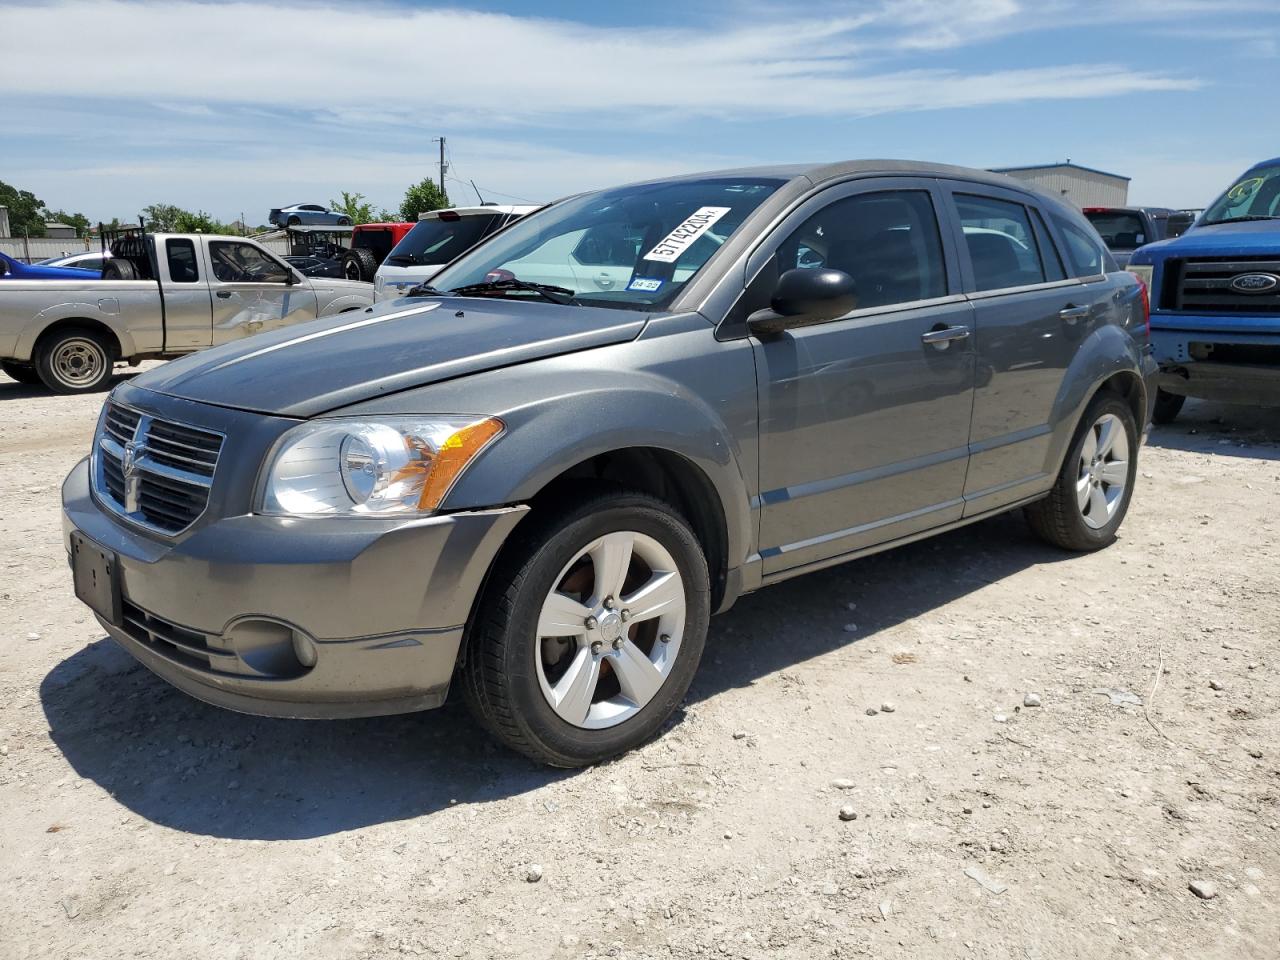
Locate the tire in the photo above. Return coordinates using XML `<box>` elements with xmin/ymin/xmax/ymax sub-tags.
<box><xmin>337</xmin><ymin>216</ymin><xmax>352</xmax><ymax>226</ymax></box>
<box><xmin>1151</xmin><ymin>389</ymin><xmax>1185</xmax><ymax>425</ymax></box>
<box><xmin>1</xmin><ymin>361</ymin><xmax>42</xmax><ymax>385</ymax></box>
<box><xmin>34</xmin><ymin>327</ymin><xmax>116</xmax><ymax>394</ymax></box>
<box><xmin>287</xmin><ymin>216</ymin><xmax>301</xmax><ymax>227</ymax></box>
<box><xmin>343</xmin><ymin>247</ymin><xmax>378</xmax><ymax>282</ymax></box>
<box><xmin>1026</xmin><ymin>393</ymin><xmax>1139</xmax><ymax>551</ymax></box>
<box><xmin>462</xmin><ymin>490</ymin><xmax>711</xmax><ymax>767</ymax></box>
<box><xmin>101</xmin><ymin>258</ymin><xmax>138</xmax><ymax>280</ymax></box>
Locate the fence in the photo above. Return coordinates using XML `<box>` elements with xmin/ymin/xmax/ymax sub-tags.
<box><xmin>2</xmin><ymin>236</ymin><xmax>291</xmax><ymax>262</ymax></box>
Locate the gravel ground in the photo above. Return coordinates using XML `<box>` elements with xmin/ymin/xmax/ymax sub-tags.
<box><xmin>1</xmin><ymin>367</ymin><xmax>1278</xmax><ymax>960</ymax></box>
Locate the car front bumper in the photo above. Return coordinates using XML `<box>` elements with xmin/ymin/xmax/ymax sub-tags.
<box><xmin>1151</xmin><ymin>326</ymin><xmax>1280</xmax><ymax>403</ymax></box>
<box><xmin>61</xmin><ymin>458</ymin><xmax>528</xmax><ymax>719</ymax></box>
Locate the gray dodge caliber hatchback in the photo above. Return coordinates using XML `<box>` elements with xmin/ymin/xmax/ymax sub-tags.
<box><xmin>62</xmin><ymin>161</ymin><xmax>1156</xmax><ymax>766</ymax></box>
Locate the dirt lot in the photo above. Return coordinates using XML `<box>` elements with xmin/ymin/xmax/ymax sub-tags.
<box><xmin>1</xmin><ymin>367</ymin><xmax>1277</xmax><ymax>960</ymax></box>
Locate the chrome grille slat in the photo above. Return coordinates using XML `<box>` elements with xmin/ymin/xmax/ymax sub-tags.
<box><xmin>91</xmin><ymin>400</ymin><xmax>224</xmax><ymax>536</ymax></box>
<box><xmin>1173</xmin><ymin>258</ymin><xmax>1280</xmax><ymax>313</ymax></box>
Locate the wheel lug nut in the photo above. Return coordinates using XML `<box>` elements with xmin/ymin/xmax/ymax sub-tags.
<box><xmin>603</xmin><ymin>596</ymin><xmax>615</xmax><ymax>610</ymax></box>
<box><xmin>660</xmin><ymin>633</ymin><xmax>671</xmax><ymax>644</ymax></box>
<box><xmin>590</xmin><ymin>640</ymin><xmax>603</xmax><ymax>655</ymax></box>
<box><xmin>620</xmin><ymin>609</ymin><xmax>630</xmax><ymax>622</ymax></box>
<box><xmin>612</xmin><ymin>638</ymin><xmax>624</xmax><ymax>650</ymax></box>
<box><xmin>585</xmin><ymin>616</ymin><xmax>598</xmax><ymax>630</ymax></box>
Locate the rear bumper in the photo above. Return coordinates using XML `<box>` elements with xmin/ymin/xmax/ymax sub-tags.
<box><xmin>61</xmin><ymin>457</ymin><xmax>528</xmax><ymax>718</ymax></box>
<box><xmin>1151</xmin><ymin>325</ymin><xmax>1280</xmax><ymax>402</ymax></box>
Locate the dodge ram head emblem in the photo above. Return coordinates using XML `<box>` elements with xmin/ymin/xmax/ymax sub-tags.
<box><xmin>1229</xmin><ymin>272</ymin><xmax>1280</xmax><ymax>294</ymax></box>
<box><xmin>122</xmin><ymin>439</ymin><xmax>146</xmax><ymax>512</ymax></box>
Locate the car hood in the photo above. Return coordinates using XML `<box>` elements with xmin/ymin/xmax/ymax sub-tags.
<box><xmin>133</xmin><ymin>297</ymin><xmax>648</xmax><ymax>417</ymax></box>
<box><xmin>1133</xmin><ymin>219</ymin><xmax>1280</xmax><ymax>262</ymax></box>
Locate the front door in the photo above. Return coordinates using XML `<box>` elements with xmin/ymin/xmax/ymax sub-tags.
<box><xmin>744</xmin><ymin>180</ymin><xmax>977</xmax><ymax>574</ymax></box>
<box><xmin>205</xmin><ymin>240</ymin><xmax>318</xmax><ymax>345</ymax></box>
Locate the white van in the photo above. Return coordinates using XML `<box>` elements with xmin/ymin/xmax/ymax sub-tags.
<box><xmin>373</xmin><ymin>205</ymin><xmax>537</xmax><ymax>300</ymax></box>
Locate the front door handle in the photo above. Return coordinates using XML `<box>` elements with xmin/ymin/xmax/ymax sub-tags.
<box><xmin>216</xmin><ymin>290</ymin><xmax>232</xmax><ymax>299</ymax></box>
<box><xmin>921</xmin><ymin>325</ymin><xmax>971</xmax><ymax>349</ymax></box>
<box><xmin>1059</xmin><ymin>304</ymin><xmax>1090</xmax><ymax>322</ymax></box>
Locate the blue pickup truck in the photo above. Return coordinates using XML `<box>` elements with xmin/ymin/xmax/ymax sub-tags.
<box><xmin>1129</xmin><ymin>158</ymin><xmax>1280</xmax><ymax>422</ymax></box>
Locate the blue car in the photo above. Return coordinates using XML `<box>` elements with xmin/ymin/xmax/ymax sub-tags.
<box><xmin>1129</xmin><ymin>158</ymin><xmax>1280</xmax><ymax>422</ymax></box>
<box><xmin>0</xmin><ymin>251</ymin><xmax>100</xmax><ymax>280</ymax></box>
<box><xmin>268</xmin><ymin>203</ymin><xmax>353</xmax><ymax>228</ymax></box>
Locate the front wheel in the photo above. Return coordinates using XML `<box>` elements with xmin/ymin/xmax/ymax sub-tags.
<box><xmin>34</xmin><ymin>327</ymin><xmax>115</xmax><ymax>394</ymax></box>
<box><xmin>1151</xmin><ymin>389</ymin><xmax>1186</xmax><ymax>424</ymax></box>
<box><xmin>462</xmin><ymin>490</ymin><xmax>710</xmax><ymax>767</ymax></box>
<box><xmin>1026</xmin><ymin>393</ymin><xmax>1138</xmax><ymax>551</ymax></box>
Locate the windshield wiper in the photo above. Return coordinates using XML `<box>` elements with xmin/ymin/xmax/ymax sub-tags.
<box><xmin>405</xmin><ymin>283</ymin><xmax>445</xmax><ymax>297</ymax></box>
<box><xmin>386</xmin><ymin>254</ymin><xmax>421</xmax><ymax>265</ymax></box>
<box><xmin>448</xmin><ymin>278</ymin><xmax>580</xmax><ymax>305</ymax></box>
<box><xmin>1203</xmin><ymin>215</ymin><xmax>1280</xmax><ymax>225</ymax></box>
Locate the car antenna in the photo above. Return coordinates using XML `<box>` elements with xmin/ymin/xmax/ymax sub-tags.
<box><xmin>471</xmin><ymin>179</ymin><xmax>485</xmax><ymax>205</ymax></box>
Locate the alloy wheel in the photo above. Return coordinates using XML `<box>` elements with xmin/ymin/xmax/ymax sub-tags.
<box><xmin>1077</xmin><ymin>412</ymin><xmax>1129</xmax><ymax>530</ymax></box>
<box><xmin>535</xmin><ymin>531</ymin><xmax>686</xmax><ymax>729</ymax></box>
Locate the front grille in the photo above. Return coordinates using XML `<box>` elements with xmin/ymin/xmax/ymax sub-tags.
<box><xmin>1170</xmin><ymin>258</ymin><xmax>1280</xmax><ymax>313</ymax></box>
<box><xmin>119</xmin><ymin>599</ymin><xmax>239</xmax><ymax>675</ymax></box>
<box><xmin>92</xmin><ymin>400</ymin><xmax>224</xmax><ymax>535</ymax></box>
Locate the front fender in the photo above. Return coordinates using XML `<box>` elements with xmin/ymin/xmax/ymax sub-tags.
<box><xmin>318</xmin><ymin>292</ymin><xmax>374</xmax><ymax>316</ymax></box>
<box><xmin>1044</xmin><ymin>322</ymin><xmax>1148</xmax><ymax>475</ymax></box>
<box><xmin>444</xmin><ymin>376</ymin><xmax>755</xmax><ymax>573</ymax></box>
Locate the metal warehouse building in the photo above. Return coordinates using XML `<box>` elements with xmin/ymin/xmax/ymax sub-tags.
<box><xmin>988</xmin><ymin>162</ymin><xmax>1130</xmax><ymax>209</ymax></box>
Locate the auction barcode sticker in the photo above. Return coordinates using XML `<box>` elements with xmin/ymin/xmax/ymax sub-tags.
<box><xmin>643</xmin><ymin>206</ymin><xmax>732</xmax><ymax>263</ymax></box>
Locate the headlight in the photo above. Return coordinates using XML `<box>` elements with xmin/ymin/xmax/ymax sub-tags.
<box><xmin>1128</xmin><ymin>264</ymin><xmax>1154</xmax><ymax>289</ymax></box>
<box><xmin>259</xmin><ymin>416</ymin><xmax>503</xmax><ymax>517</ymax></box>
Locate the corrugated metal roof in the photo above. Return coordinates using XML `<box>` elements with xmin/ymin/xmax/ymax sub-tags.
<box><xmin>989</xmin><ymin>162</ymin><xmax>1130</xmax><ymax>182</ymax></box>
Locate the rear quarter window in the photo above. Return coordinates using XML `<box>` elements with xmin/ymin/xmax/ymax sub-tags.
<box><xmin>1051</xmin><ymin>214</ymin><xmax>1116</xmax><ymax>278</ymax></box>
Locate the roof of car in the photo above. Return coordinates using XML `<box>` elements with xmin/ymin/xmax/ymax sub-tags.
<box><xmin>418</xmin><ymin>204</ymin><xmax>538</xmax><ymax>220</ymax></box>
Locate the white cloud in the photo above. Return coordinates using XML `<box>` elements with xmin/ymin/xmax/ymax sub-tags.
<box><xmin>0</xmin><ymin>0</ymin><xmax>1196</xmax><ymax>121</ymax></box>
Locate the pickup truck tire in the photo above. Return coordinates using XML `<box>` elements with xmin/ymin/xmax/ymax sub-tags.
<box><xmin>1151</xmin><ymin>389</ymin><xmax>1186</xmax><ymax>424</ymax></box>
<box><xmin>102</xmin><ymin>258</ymin><xmax>138</xmax><ymax>280</ymax></box>
<box><xmin>34</xmin><ymin>327</ymin><xmax>115</xmax><ymax>394</ymax></box>
<box><xmin>462</xmin><ymin>489</ymin><xmax>710</xmax><ymax>767</ymax></box>
<box><xmin>0</xmin><ymin>361</ymin><xmax>42</xmax><ymax>385</ymax></box>
<box><xmin>1026</xmin><ymin>394</ymin><xmax>1138</xmax><ymax>552</ymax></box>
<box><xmin>343</xmin><ymin>248</ymin><xmax>378</xmax><ymax>282</ymax></box>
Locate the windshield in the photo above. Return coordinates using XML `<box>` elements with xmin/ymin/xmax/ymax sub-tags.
<box><xmin>1202</xmin><ymin>164</ymin><xmax>1280</xmax><ymax>225</ymax></box>
<box><xmin>429</xmin><ymin>177</ymin><xmax>785</xmax><ymax>310</ymax></box>
<box><xmin>385</xmin><ymin>214</ymin><xmax>503</xmax><ymax>266</ymax></box>
<box><xmin>1083</xmin><ymin>210</ymin><xmax>1148</xmax><ymax>250</ymax></box>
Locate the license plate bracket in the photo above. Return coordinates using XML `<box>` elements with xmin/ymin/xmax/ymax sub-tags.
<box><xmin>71</xmin><ymin>531</ymin><xmax>122</xmax><ymax>627</ymax></box>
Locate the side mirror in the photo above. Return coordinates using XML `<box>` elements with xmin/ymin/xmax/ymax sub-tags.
<box><xmin>747</xmin><ymin>268</ymin><xmax>858</xmax><ymax>337</ymax></box>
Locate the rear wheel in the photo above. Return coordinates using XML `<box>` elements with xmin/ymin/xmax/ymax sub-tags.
<box><xmin>1</xmin><ymin>361</ymin><xmax>41</xmax><ymax>385</ymax></box>
<box><xmin>462</xmin><ymin>490</ymin><xmax>710</xmax><ymax>767</ymax></box>
<box><xmin>1151</xmin><ymin>389</ymin><xmax>1185</xmax><ymax>424</ymax></box>
<box><xmin>343</xmin><ymin>247</ymin><xmax>378</xmax><ymax>282</ymax></box>
<box><xmin>34</xmin><ymin>327</ymin><xmax>115</xmax><ymax>394</ymax></box>
<box><xmin>1026</xmin><ymin>393</ymin><xmax>1138</xmax><ymax>551</ymax></box>
<box><xmin>337</xmin><ymin>216</ymin><xmax>352</xmax><ymax>226</ymax></box>
<box><xmin>287</xmin><ymin>216</ymin><xmax>301</xmax><ymax>227</ymax></box>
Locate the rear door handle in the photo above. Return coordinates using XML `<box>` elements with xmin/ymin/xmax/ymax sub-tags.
<box><xmin>216</xmin><ymin>290</ymin><xmax>232</xmax><ymax>299</ymax></box>
<box><xmin>1059</xmin><ymin>304</ymin><xmax>1090</xmax><ymax>322</ymax></box>
<box><xmin>921</xmin><ymin>325</ymin><xmax>971</xmax><ymax>348</ymax></box>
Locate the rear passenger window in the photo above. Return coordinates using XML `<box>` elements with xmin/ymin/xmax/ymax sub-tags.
<box><xmin>166</xmin><ymin>239</ymin><xmax>199</xmax><ymax>283</ymax></box>
<box><xmin>776</xmin><ymin>190</ymin><xmax>947</xmax><ymax>309</ymax></box>
<box><xmin>955</xmin><ymin>195</ymin><xmax>1046</xmax><ymax>292</ymax></box>
<box><xmin>1052</xmin><ymin>214</ymin><xmax>1112</xmax><ymax>278</ymax></box>
<box><xmin>1030</xmin><ymin>208</ymin><xmax>1067</xmax><ymax>282</ymax></box>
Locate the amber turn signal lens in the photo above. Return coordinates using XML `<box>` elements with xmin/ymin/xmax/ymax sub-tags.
<box><xmin>417</xmin><ymin>417</ymin><xmax>504</xmax><ymax>510</ymax></box>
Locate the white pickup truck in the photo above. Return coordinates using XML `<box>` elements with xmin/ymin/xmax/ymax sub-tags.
<box><xmin>0</xmin><ymin>232</ymin><xmax>374</xmax><ymax>393</ymax></box>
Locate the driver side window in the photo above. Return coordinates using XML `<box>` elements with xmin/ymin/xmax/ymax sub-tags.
<box><xmin>209</xmin><ymin>241</ymin><xmax>287</xmax><ymax>283</ymax></box>
<box><xmin>776</xmin><ymin>190</ymin><xmax>948</xmax><ymax>309</ymax></box>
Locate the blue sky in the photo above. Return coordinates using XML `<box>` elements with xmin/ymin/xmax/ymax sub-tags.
<box><xmin>2</xmin><ymin>0</ymin><xmax>1277</xmax><ymax>223</ymax></box>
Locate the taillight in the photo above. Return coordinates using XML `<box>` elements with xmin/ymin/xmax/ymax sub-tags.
<box><xmin>1129</xmin><ymin>270</ymin><xmax>1150</xmax><ymax>340</ymax></box>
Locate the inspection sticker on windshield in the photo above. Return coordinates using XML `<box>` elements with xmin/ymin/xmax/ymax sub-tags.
<box><xmin>627</xmin><ymin>277</ymin><xmax>664</xmax><ymax>292</ymax></box>
<box><xmin>643</xmin><ymin>206</ymin><xmax>731</xmax><ymax>263</ymax></box>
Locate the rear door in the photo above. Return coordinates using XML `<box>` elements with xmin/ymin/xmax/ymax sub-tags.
<box><xmin>158</xmin><ymin>237</ymin><xmax>213</xmax><ymax>350</ymax></box>
<box><xmin>204</xmin><ymin>240</ymin><xmax>319</xmax><ymax>344</ymax></box>
<box><xmin>942</xmin><ymin>184</ymin><xmax>1108</xmax><ymax>514</ymax></box>
<box><xmin>742</xmin><ymin>178</ymin><xmax>977</xmax><ymax>573</ymax></box>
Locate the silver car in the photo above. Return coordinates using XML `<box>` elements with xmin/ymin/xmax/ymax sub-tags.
<box><xmin>62</xmin><ymin>160</ymin><xmax>1156</xmax><ymax>766</ymax></box>
<box><xmin>269</xmin><ymin>204</ymin><xmax>353</xmax><ymax>228</ymax></box>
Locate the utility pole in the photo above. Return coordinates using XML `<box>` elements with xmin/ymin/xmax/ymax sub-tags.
<box><xmin>432</xmin><ymin>137</ymin><xmax>448</xmax><ymax>193</ymax></box>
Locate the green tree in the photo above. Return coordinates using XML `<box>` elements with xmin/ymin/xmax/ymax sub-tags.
<box><xmin>328</xmin><ymin>191</ymin><xmax>395</xmax><ymax>225</ymax></box>
<box><xmin>0</xmin><ymin>180</ymin><xmax>48</xmax><ymax>236</ymax></box>
<box><xmin>142</xmin><ymin>203</ymin><xmax>184</xmax><ymax>232</ymax></box>
<box><xmin>42</xmin><ymin>209</ymin><xmax>92</xmax><ymax>238</ymax></box>
<box><xmin>173</xmin><ymin>209</ymin><xmax>231</xmax><ymax>234</ymax></box>
<box><xmin>399</xmin><ymin>179</ymin><xmax>450</xmax><ymax>222</ymax></box>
